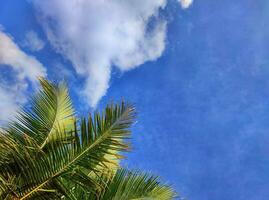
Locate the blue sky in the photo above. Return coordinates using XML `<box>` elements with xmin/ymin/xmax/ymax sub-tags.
<box><xmin>1</xmin><ymin>0</ymin><xmax>269</xmax><ymax>199</ymax></box>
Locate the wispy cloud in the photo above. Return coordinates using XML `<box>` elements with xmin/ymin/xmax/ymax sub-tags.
<box><xmin>179</xmin><ymin>0</ymin><xmax>193</xmax><ymax>9</ymax></box>
<box><xmin>23</xmin><ymin>30</ymin><xmax>45</xmax><ymax>51</ymax></box>
<box><xmin>0</xmin><ymin>31</ymin><xmax>46</xmax><ymax>122</ymax></box>
<box><xmin>32</xmin><ymin>0</ymin><xmax>192</xmax><ymax>108</ymax></box>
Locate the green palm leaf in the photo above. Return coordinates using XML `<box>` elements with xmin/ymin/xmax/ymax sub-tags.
<box><xmin>9</xmin><ymin>78</ymin><xmax>75</xmax><ymax>149</ymax></box>
<box><xmin>102</xmin><ymin>168</ymin><xmax>177</xmax><ymax>200</ymax></box>
<box><xmin>16</xmin><ymin>102</ymin><xmax>134</xmax><ymax>199</ymax></box>
<box><xmin>69</xmin><ymin>168</ymin><xmax>177</xmax><ymax>200</ymax></box>
<box><xmin>0</xmin><ymin>78</ymin><xmax>178</xmax><ymax>200</ymax></box>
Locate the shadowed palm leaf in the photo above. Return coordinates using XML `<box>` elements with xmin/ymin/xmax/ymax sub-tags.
<box><xmin>83</xmin><ymin>168</ymin><xmax>176</xmax><ymax>200</ymax></box>
<box><xmin>0</xmin><ymin>79</ymin><xmax>177</xmax><ymax>200</ymax></box>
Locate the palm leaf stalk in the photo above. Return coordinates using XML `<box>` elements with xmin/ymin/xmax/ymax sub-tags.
<box><xmin>0</xmin><ymin>78</ymin><xmax>177</xmax><ymax>199</ymax></box>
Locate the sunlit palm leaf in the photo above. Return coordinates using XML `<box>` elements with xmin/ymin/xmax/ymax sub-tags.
<box><xmin>8</xmin><ymin>78</ymin><xmax>75</xmax><ymax>149</ymax></box>
<box><xmin>16</xmin><ymin>102</ymin><xmax>134</xmax><ymax>199</ymax></box>
<box><xmin>0</xmin><ymin>79</ymin><xmax>75</xmax><ymax>197</ymax></box>
<box><xmin>0</xmin><ymin>79</ymin><xmax>177</xmax><ymax>200</ymax></box>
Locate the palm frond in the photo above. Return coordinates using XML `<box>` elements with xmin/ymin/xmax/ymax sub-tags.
<box><xmin>0</xmin><ymin>79</ymin><xmax>75</xmax><ymax>197</ymax></box>
<box><xmin>0</xmin><ymin>78</ymin><xmax>178</xmax><ymax>200</ymax></box>
<box><xmin>76</xmin><ymin>168</ymin><xmax>177</xmax><ymax>200</ymax></box>
<box><xmin>8</xmin><ymin>78</ymin><xmax>75</xmax><ymax>149</ymax></box>
<box><xmin>16</xmin><ymin>102</ymin><xmax>134</xmax><ymax>199</ymax></box>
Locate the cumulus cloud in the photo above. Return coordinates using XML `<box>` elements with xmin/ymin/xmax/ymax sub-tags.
<box><xmin>0</xmin><ymin>31</ymin><xmax>46</xmax><ymax>122</ymax></box>
<box><xmin>23</xmin><ymin>30</ymin><xmax>45</xmax><ymax>51</ymax></box>
<box><xmin>32</xmin><ymin>0</ymin><xmax>192</xmax><ymax>107</ymax></box>
<box><xmin>179</xmin><ymin>0</ymin><xmax>193</xmax><ymax>9</ymax></box>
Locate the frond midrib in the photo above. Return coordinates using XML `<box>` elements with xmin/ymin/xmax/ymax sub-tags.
<box><xmin>39</xmin><ymin>88</ymin><xmax>60</xmax><ymax>149</ymax></box>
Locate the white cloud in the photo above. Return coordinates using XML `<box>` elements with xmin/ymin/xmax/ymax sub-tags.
<box><xmin>0</xmin><ymin>31</ymin><xmax>46</xmax><ymax>122</ymax></box>
<box><xmin>179</xmin><ymin>0</ymin><xmax>193</xmax><ymax>9</ymax></box>
<box><xmin>23</xmin><ymin>30</ymin><xmax>45</xmax><ymax>51</ymax></box>
<box><xmin>0</xmin><ymin>80</ymin><xmax>27</xmax><ymax>123</ymax></box>
<box><xmin>32</xmin><ymin>0</ymin><xmax>192</xmax><ymax>107</ymax></box>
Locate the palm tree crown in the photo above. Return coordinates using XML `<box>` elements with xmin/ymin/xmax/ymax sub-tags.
<box><xmin>0</xmin><ymin>78</ymin><xmax>177</xmax><ymax>200</ymax></box>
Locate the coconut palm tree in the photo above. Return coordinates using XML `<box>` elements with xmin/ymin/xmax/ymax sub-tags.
<box><xmin>0</xmin><ymin>78</ymin><xmax>177</xmax><ymax>200</ymax></box>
